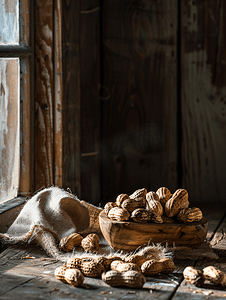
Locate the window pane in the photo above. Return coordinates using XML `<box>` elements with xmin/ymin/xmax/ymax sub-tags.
<box><xmin>0</xmin><ymin>0</ymin><xmax>19</xmax><ymax>45</ymax></box>
<box><xmin>0</xmin><ymin>58</ymin><xmax>20</xmax><ymax>202</ymax></box>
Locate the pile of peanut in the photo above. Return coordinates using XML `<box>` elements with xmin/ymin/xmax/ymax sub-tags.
<box><xmin>183</xmin><ymin>265</ymin><xmax>226</xmax><ymax>287</ymax></box>
<box><xmin>54</xmin><ymin>253</ymin><xmax>175</xmax><ymax>288</ymax></box>
<box><xmin>104</xmin><ymin>187</ymin><xmax>203</xmax><ymax>224</ymax></box>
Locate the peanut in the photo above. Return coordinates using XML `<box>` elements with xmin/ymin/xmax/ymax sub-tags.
<box><xmin>183</xmin><ymin>266</ymin><xmax>204</xmax><ymax>286</ymax></box>
<box><xmin>81</xmin><ymin>233</ymin><xmax>99</xmax><ymax>253</ymax></box>
<box><xmin>54</xmin><ymin>265</ymin><xmax>84</xmax><ymax>287</ymax></box>
<box><xmin>165</xmin><ymin>188</ymin><xmax>189</xmax><ymax>217</ymax></box>
<box><xmin>67</xmin><ymin>257</ymin><xmax>82</xmax><ymax>269</ymax></box>
<box><xmin>159</xmin><ymin>258</ymin><xmax>175</xmax><ymax>273</ymax></box>
<box><xmin>131</xmin><ymin>208</ymin><xmax>151</xmax><ymax>223</ymax></box>
<box><xmin>151</xmin><ymin>212</ymin><xmax>163</xmax><ymax>223</ymax></box>
<box><xmin>108</xmin><ymin>207</ymin><xmax>130</xmax><ymax>221</ymax></box>
<box><xmin>54</xmin><ymin>265</ymin><xmax>68</xmax><ymax>283</ymax></box>
<box><xmin>116</xmin><ymin>194</ymin><xmax>130</xmax><ymax>207</ymax></box>
<box><xmin>156</xmin><ymin>187</ymin><xmax>172</xmax><ymax>207</ymax></box>
<box><xmin>122</xmin><ymin>197</ymin><xmax>146</xmax><ymax>213</ymax></box>
<box><xmin>124</xmin><ymin>254</ymin><xmax>147</xmax><ymax>267</ymax></box>
<box><xmin>130</xmin><ymin>188</ymin><xmax>147</xmax><ymax>200</ymax></box>
<box><xmin>111</xmin><ymin>260</ymin><xmax>141</xmax><ymax>273</ymax></box>
<box><xmin>141</xmin><ymin>258</ymin><xmax>175</xmax><ymax>276</ymax></box>
<box><xmin>141</xmin><ymin>260</ymin><xmax>162</xmax><ymax>276</ymax></box>
<box><xmin>146</xmin><ymin>194</ymin><xmax>163</xmax><ymax>216</ymax></box>
<box><xmin>146</xmin><ymin>191</ymin><xmax>160</xmax><ymax>202</ymax></box>
<box><xmin>104</xmin><ymin>202</ymin><xmax>117</xmax><ymax>214</ymax></box>
<box><xmin>67</xmin><ymin>256</ymin><xmax>112</xmax><ymax>277</ymax></box>
<box><xmin>203</xmin><ymin>266</ymin><xmax>226</xmax><ymax>286</ymax></box>
<box><xmin>102</xmin><ymin>270</ymin><xmax>146</xmax><ymax>288</ymax></box>
<box><xmin>59</xmin><ymin>233</ymin><xmax>83</xmax><ymax>252</ymax></box>
<box><xmin>162</xmin><ymin>214</ymin><xmax>175</xmax><ymax>224</ymax></box>
<box><xmin>177</xmin><ymin>207</ymin><xmax>203</xmax><ymax>223</ymax></box>
<box><xmin>64</xmin><ymin>268</ymin><xmax>84</xmax><ymax>287</ymax></box>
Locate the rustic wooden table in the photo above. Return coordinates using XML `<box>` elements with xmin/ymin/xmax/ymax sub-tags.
<box><xmin>1</xmin><ymin>203</ymin><xmax>226</xmax><ymax>300</ymax></box>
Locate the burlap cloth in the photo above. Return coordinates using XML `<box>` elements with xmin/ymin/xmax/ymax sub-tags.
<box><xmin>0</xmin><ymin>187</ymin><xmax>218</xmax><ymax>262</ymax></box>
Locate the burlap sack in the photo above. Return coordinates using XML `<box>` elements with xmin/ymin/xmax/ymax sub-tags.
<box><xmin>0</xmin><ymin>187</ymin><xmax>96</xmax><ymax>259</ymax></box>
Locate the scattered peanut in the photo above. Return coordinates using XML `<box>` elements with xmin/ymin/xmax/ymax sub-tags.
<box><xmin>141</xmin><ymin>260</ymin><xmax>162</xmax><ymax>276</ymax></box>
<box><xmin>54</xmin><ymin>265</ymin><xmax>68</xmax><ymax>283</ymax></box>
<box><xmin>81</xmin><ymin>233</ymin><xmax>99</xmax><ymax>253</ymax></box>
<box><xmin>59</xmin><ymin>233</ymin><xmax>83</xmax><ymax>252</ymax></box>
<box><xmin>111</xmin><ymin>260</ymin><xmax>141</xmax><ymax>273</ymax></box>
<box><xmin>203</xmin><ymin>266</ymin><xmax>226</xmax><ymax>286</ymax></box>
<box><xmin>159</xmin><ymin>258</ymin><xmax>175</xmax><ymax>273</ymax></box>
<box><xmin>67</xmin><ymin>257</ymin><xmax>103</xmax><ymax>278</ymax></box>
<box><xmin>54</xmin><ymin>265</ymin><xmax>84</xmax><ymax>287</ymax></box>
<box><xmin>141</xmin><ymin>258</ymin><xmax>175</xmax><ymax>276</ymax></box>
<box><xmin>183</xmin><ymin>266</ymin><xmax>204</xmax><ymax>286</ymax></box>
<box><xmin>124</xmin><ymin>254</ymin><xmax>147</xmax><ymax>267</ymax></box>
<box><xmin>64</xmin><ymin>268</ymin><xmax>84</xmax><ymax>287</ymax></box>
<box><xmin>102</xmin><ymin>270</ymin><xmax>146</xmax><ymax>288</ymax></box>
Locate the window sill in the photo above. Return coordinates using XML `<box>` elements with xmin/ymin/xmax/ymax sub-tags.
<box><xmin>0</xmin><ymin>196</ymin><xmax>27</xmax><ymax>234</ymax></box>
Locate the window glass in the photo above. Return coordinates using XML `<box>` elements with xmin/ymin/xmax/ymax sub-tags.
<box><xmin>0</xmin><ymin>0</ymin><xmax>19</xmax><ymax>45</ymax></box>
<box><xmin>0</xmin><ymin>58</ymin><xmax>20</xmax><ymax>202</ymax></box>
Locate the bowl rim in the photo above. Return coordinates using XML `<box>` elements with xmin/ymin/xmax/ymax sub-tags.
<box><xmin>99</xmin><ymin>210</ymin><xmax>207</xmax><ymax>228</ymax></box>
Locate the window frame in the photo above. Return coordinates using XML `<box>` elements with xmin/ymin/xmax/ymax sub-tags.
<box><xmin>0</xmin><ymin>0</ymin><xmax>33</xmax><ymax>203</ymax></box>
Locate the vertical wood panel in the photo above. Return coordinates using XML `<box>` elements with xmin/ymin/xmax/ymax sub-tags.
<box><xmin>19</xmin><ymin>0</ymin><xmax>32</xmax><ymax>196</ymax></box>
<box><xmin>62</xmin><ymin>0</ymin><xmax>81</xmax><ymax>196</ymax></box>
<box><xmin>54</xmin><ymin>0</ymin><xmax>63</xmax><ymax>187</ymax></box>
<box><xmin>80</xmin><ymin>0</ymin><xmax>100</xmax><ymax>204</ymax></box>
<box><xmin>19</xmin><ymin>0</ymin><xmax>30</xmax><ymax>46</ymax></box>
<box><xmin>101</xmin><ymin>0</ymin><xmax>178</xmax><ymax>201</ymax></box>
<box><xmin>19</xmin><ymin>57</ymin><xmax>32</xmax><ymax>196</ymax></box>
<box><xmin>34</xmin><ymin>0</ymin><xmax>54</xmax><ymax>190</ymax></box>
<box><xmin>181</xmin><ymin>0</ymin><xmax>226</xmax><ymax>201</ymax></box>
<box><xmin>0</xmin><ymin>59</ymin><xmax>20</xmax><ymax>202</ymax></box>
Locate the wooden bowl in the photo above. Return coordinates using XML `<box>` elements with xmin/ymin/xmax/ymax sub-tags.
<box><xmin>99</xmin><ymin>211</ymin><xmax>208</xmax><ymax>251</ymax></box>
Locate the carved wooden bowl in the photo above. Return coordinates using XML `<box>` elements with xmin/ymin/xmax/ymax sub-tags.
<box><xmin>99</xmin><ymin>211</ymin><xmax>208</xmax><ymax>251</ymax></box>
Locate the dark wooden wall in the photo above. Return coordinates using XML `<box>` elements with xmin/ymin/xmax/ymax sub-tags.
<box><xmin>34</xmin><ymin>0</ymin><xmax>226</xmax><ymax>205</ymax></box>
<box><xmin>101</xmin><ymin>0</ymin><xmax>178</xmax><ymax>202</ymax></box>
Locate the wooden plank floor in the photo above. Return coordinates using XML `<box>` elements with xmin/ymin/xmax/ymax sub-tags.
<box><xmin>0</xmin><ymin>203</ymin><xmax>226</xmax><ymax>300</ymax></box>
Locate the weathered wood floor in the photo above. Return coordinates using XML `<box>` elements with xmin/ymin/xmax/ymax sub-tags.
<box><xmin>1</xmin><ymin>203</ymin><xmax>226</xmax><ymax>300</ymax></box>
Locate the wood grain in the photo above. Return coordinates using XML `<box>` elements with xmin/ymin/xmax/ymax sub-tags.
<box><xmin>19</xmin><ymin>0</ymin><xmax>32</xmax><ymax>196</ymax></box>
<box><xmin>19</xmin><ymin>57</ymin><xmax>33</xmax><ymax>196</ymax></box>
<box><xmin>80</xmin><ymin>0</ymin><xmax>100</xmax><ymax>204</ymax></box>
<box><xmin>34</xmin><ymin>0</ymin><xmax>54</xmax><ymax>190</ymax></box>
<box><xmin>101</xmin><ymin>0</ymin><xmax>178</xmax><ymax>202</ymax></box>
<box><xmin>54</xmin><ymin>0</ymin><xmax>63</xmax><ymax>188</ymax></box>
<box><xmin>0</xmin><ymin>59</ymin><xmax>20</xmax><ymax>202</ymax></box>
<box><xmin>210</xmin><ymin>213</ymin><xmax>226</xmax><ymax>253</ymax></box>
<box><xmin>19</xmin><ymin>0</ymin><xmax>30</xmax><ymax>46</ymax></box>
<box><xmin>181</xmin><ymin>0</ymin><xmax>226</xmax><ymax>201</ymax></box>
<box><xmin>62</xmin><ymin>0</ymin><xmax>81</xmax><ymax>196</ymax></box>
<box><xmin>99</xmin><ymin>211</ymin><xmax>208</xmax><ymax>251</ymax></box>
